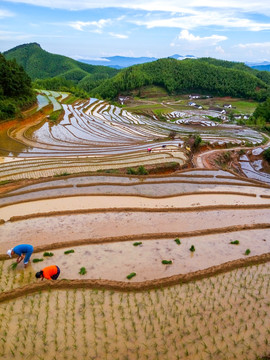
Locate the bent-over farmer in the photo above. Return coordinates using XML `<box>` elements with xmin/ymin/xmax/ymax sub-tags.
<box><xmin>35</xmin><ymin>265</ymin><xmax>61</xmax><ymax>280</ymax></box>
<box><xmin>7</xmin><ymin>244</ymin><xmax>34</xmax><ymax>268</ymax></box>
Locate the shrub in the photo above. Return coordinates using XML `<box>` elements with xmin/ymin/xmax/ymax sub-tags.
<box><xmin>189</xmin><ymin>245</ymin><xmax>195</xmax><ymax>252</ymax></box>
<box><xmin>133</xmin><ymin>242</ymin><xmax>142</xmax><ymax>246</ymax></box>
<box><xmin>230</xmin><ymin>240</ymin><xmax>240</xmax><ymax>245</ymax></box>
<box><xmin>127</xmin><ymin>168</ymin><xmax>137</xmax><ymax>175</ymax></box>
<box><xmin>244</xmin><ymin>249</ymin><xmax>251</xmax><ymax>255</ymax></box>
<box><xmin>137</xmin><ymin>165</ymin><xmax>148</xmax><ymax>175</ymax></box>
<box><xmin>263</xmin><ymin>148</ymin><xmax>270</xmax><ymax>164</ymax></box>
<box><xmin>174</xmin><ymin>238</ymin><xmax>181</xmax><ymax>245</ymax></box>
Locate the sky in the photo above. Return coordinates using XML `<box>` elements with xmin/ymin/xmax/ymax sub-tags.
<box><xmin>0</xmin><ymin>0</ymin><xmax>270</xmax><ymax>63</ymax></box>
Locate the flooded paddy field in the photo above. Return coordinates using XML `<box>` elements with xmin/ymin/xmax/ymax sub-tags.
<box><xmin>0</xmin><ymin>92</ymin><xmax>269</xmax><ymax>360</ymax></box>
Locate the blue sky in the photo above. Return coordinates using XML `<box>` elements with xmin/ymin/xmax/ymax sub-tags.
<box><xmin>0</xmin><ymin>0</ymin><xmax>270</xmax><ymax>62</ymax></box>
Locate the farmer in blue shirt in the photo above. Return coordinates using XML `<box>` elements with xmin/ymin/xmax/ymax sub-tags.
<box><xmin>7</xmin><ymin>244</ymin><xmax>34</xmax><ymax>268</ymax></box>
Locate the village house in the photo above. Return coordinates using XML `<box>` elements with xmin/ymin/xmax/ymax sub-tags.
<box><xmin>189</xmin><ymin>94</ymin><xmax>201</xmax><ymax>99</ymax></box>
<box><xmin>209</xmin><ymin>106</ymin><xmax>226</xmax><ymax>114</ymax></box>
<box><xmin>118</xmin><ymin>96</ymin><xmax>131</xmax><ymax>105</ymax></box>
<box><xmin>223</xmin><ymin>104</ymin><xmax>232</xmax><ymax>109</ymax></box>
<box><xmin>188</xmin><ymin>101</ymin><xmax>197</xmax><ymax>106</ymax></box>
<box><xmin>194</xmin><ymin>104</ymin><xmax>203</xmax><ymax>109</ymax></box>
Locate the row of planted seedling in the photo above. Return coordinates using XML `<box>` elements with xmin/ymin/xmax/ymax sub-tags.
<box><xmin>0</xmin><ymin>262</ymin><xmax>268</xmax><ymax>359</ymax></box>
<box><xmin>126</xmin><ymin>238</ymin><xmax>252</xmax><ymax>280</ymax></box>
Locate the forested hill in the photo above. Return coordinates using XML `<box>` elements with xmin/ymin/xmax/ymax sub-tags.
<box><xmin>91</xmin><ymin>58</ymin><xmax>270</xmax><ymax>101</ymax></box>
<box><xmin>0</xmin><ymin>54</ymin><xmax>35</xmax><ymax>120</ymax></box>
<box><xmin>3</xmin><ymin>43</ymin><xmax>118</xmax><ymax>83</ymax></box>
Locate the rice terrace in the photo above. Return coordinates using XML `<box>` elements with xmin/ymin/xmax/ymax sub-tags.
<box><xmin>0</xmin><ymin>81</ymin><xmax>270</xmax><ymax>358</ymax></box>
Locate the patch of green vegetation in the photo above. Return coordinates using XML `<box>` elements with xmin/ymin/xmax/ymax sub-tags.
<box><xmin>64</xmin><ymin>249</ymin><xmax>75</xmax><ymax>254</ymax></box>
<box><xmin>43</xmin><ymin>252</ymin><xmax>54</xmax><ymax>257</ymax></box>
<box><xmin>126</xmin><ymin>166</ymin><xmax>148</xmax><ymax>175</ymax></box>
<box><xmin>263</xmin><ymin>148</ymin><xmax>270</xmax><ymax>164</ymax></box>
<box><xmin>79</xmin><ymin>267</ymin><xmax>87</xmax><ymax>275</ymax></box>
<box><xmin>133</xmin><ymin>242</ymin><xmax>142</xmax><ymax>246</ymax></box>
<box><xmin>230</xmin><ymin>240</ymin><xmax>240</xmax><ymax>245</ymax></box>
<box><xmin>244</xmin><ymin>249</ymin><xmax>251</xmax><ymax>255</ymax></box>
<box><xmin>231</xmin><ymin>100</ymin><xmax>258</xmax><ymax>113</ymax></box>
<box><xmin>174</xmin><ymin>238</ymin><xmax>181</xmax><ymax>245</ymax></box>
<box><xmin>162</xmin><ymin>260</ymin><xmax>173</xmax><ymax>265</ymax></box>
<box><xmin>0</xmin><ymin>180</ymin><xmax>11</xmax><ymax>186</ymax></box>
<box><xmin>54</xmin><ymin>172</ymin><xmax>71</xmax><ymax>177</ymax></box>
<box><xmin>0</xmin><ymin>54</ymin><xmax>35</xmax><ymax>120</ymax></box>
<box><xmin>48</xmin><ymin>109</ymin><xmax>63</xmax><ymax>122</ymax></box>
<box><xmin>126</xmin><ymin>272</ymin><xmax>136</xmax><ymax>279</ymax></box>
<box><xmin>104</xmin><ymin>169</ymin><xmax>119</xmax><ymax>174</ymax></box>
<box><xmin>189</xmin><ymin>245</ymin><xmax>195</xmax><ymax>252</ymax></box>
<box><xmin>33</xmin><ymin>258</ymin><xmax>44</xmax><ymax>263</ymax></box>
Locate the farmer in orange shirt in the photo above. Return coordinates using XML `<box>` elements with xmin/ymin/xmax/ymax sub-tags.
<box><xmin>35</xmin><ymin>265</ymin><xmax>60</xmax><ymax>280</ymax></box>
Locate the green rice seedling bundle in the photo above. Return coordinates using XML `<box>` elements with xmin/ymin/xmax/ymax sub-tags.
<box><xmin>127</xmin><ymin>272</ymin><xmax>136</xmax><ymax>279</ymax></box>
<box><xmin>133</xmin><ymin>242</ymin><xmax>142</xmax><ymax>246</ymax></box>
<box><xmin>43</xmin><ymin>252</ymin><xmax>54</xmax><ymax>257</ymax></box>
<box><xmin>79</xmin><ymin>267</ymin><xmax>87</xmax><ymax>275</ymax></box>
<box><xmin>162</xmin><ymin>260</ymin><xmax>173</xmax><ymax>264</ymax></box>
<box><xmin>64</xmin><ymin>249</ymin><xmax>75</xmax><ymax>255</ymax></box>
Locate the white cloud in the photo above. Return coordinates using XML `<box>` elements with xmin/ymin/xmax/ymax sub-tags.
<box><xmin>109</xmin><ymin>32</ymin><xmax>128</xmax><ymax>39</ymax></box>
<box><xmin>131</xmin><ymin>12</ymin><xmax>270</xmax><ymax>32</ymax></box>
<box><xmin>177</xmin><ymin>30</ymin><xmax>227</xmax><ymax>44</ymax></box>
<box><xmin>0</xmin><ymin>9</ymin><xmax>15</xmax><ymax>18</ymax></box>
<box><xmin>2</xmin><ymin>0</ymin><xmax>270</xmax><ymax>15</ymax></box>
<box><xmin>68</xmin><ymin>19</ymin><xmax>111</xmax><ymax>31</ymax></box>
<box><xmin>215</xmin><ymin>45</ymin><xmax>225</xmax><ymax>54</ymax></box>
<box><xmin>73</xmin><ymin>55</ymin><xmax>110</xmax><ymax>61</ymax></box>
<box><xmin>237</xmin><ymin>42</ymin><xmax>270</xmax><ymax>49</ymax></box>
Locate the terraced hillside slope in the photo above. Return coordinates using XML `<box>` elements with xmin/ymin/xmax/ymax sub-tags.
<box><xmin>0</xmin><ymin>90</ymin><xmax>269</xmax><ymax>360</ymax></box>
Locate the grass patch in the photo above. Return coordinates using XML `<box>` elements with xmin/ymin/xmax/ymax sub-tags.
<box><xmin>48</xmin><ymin>109</ymin><xmax>63</xmax><ymax>122</ymax></box>
<box><xmin>0</xmin><ymin>180</ymin><xmax>11</xmax><ymax>186</ymax></box>
<box><xmin>133</xmin><ymin>242</ymin><xmax>142</xmax><ymax>246</ymax></box>
<box><xmin>244</xmin><ymin>249</ymin><xmax>251</xmax><ymax>256</ymax></box>
<box><xmin>43</xmin><ymin>252</ymin><xmax>54</xmax><ymax>257</ymax></box>
<box><xmin>64</xmin><ymin>249</ymin><xmax>75</xmax><ymax>255</ymax></box>
<box><xmin>189</xmin><ymin>245</ymin><xmax>195</xmax><ymax>252</ymax></box>
<box><xmin>126</xmin><ymin>165</ymin><xmax>148</xmax><ymax>175</ymax></box>
<box><xmin>126</xmin><ymin>272</ymin><xmax>136</xmax><ymax>279</ymax></box>
<box><xmin>32</xmin><ymin>258</ymin><xmax>44</xmax><ymax>263</ymax></box>
<box><xmin>174</xmin><ymin>238</ymin><xmax>181</xmax><ymax>245</ymax></box>
<box><xmin>79</xmin><ymin>267</ymin><xmax>87</xmax><ymax>275</ymax></box>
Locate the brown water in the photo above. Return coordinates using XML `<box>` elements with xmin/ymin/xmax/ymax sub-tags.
<box><xmin>1</xmin><ymin>193</ymin><xmax>270</xmax><ymax>221</ymax></box>
<box><xmin>1</xmin><ymin>229</ymin><xmax>269</xmax><ymax>287</ymax></box>
<box><xmin>1</xmin><ymin>208</ymin><xmax>270</xmax><ymax>252</ymax></box>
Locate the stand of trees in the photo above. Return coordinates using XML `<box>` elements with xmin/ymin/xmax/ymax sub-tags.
<box><xmin>91</xmin><ymin>58</ymin><xmax>269</xmax><ymax>101</ymax></box>
<box><xmin>0</xmin><ymin>54</ymin><xmax>35</xmax><ymax>120</ymax></box>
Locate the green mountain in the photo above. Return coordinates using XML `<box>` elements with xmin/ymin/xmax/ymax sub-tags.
<box><xmin>0</xmin><ymin>54</ymin><xmax>35</xmax><ymax>120</ymax></box>
<box><xmin>3</xmin><ymin>43</ymin><xmax>118</xmax><ymax>84</ymax></box>
<box><xmin>91</xmin><ymin>57</ymin><xmax>269</xmax><ymax>101</ymax></box>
